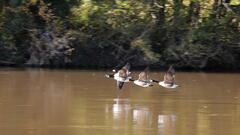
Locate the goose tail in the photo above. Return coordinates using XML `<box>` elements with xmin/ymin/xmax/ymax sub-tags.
<box><xmin>150</xmin><ymin>79</ymin><xmax>159</xmax><ymax>83</ymax></box>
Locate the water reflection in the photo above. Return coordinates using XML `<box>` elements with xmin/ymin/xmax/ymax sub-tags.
<box><xmin>133</xmin><ymin>107</ymin><xmax>151</xmax><ymax>128</ymax></box>
<box><xmin>112</xmin><ymin>98</ymin><xmax>131</xmax><ymax>120</ymax></box>
<box><xmin>105</xmin><ymin>97</ymin><xmax>177</xmax><ymax>135</ymax></box>
<box><xmin>0</xmin><ymin>69</ymin><xmax>240</xmax><ymax>135</ymax></box>
<box><xmin>158</xmin><ymin>114</ymin><xmax>176</xmax><ymax>135</ymax></box>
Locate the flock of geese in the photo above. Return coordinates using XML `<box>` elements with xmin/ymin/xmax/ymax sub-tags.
<box><xmin>105</xmin><ymin>63</ymin><xmax>180</xmax><ymax>89</ymax></box>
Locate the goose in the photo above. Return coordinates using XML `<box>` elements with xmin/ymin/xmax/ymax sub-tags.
<box><xmin>152</xmin><ymin>65</ymin><xmax>180</xmax><ymax>88</ymax></box>
<box><xmin>105</xmin><ymin>63</ymin><xmax>132</xmax><ymax>89</ymax></box>
<box><xmin>134</xmin><ymin>67</ymin><xmax>153</xmax><ymax>87</ymax></box>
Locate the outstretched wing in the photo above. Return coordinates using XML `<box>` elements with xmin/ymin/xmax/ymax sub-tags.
<box><xmin>121</xmin><ymin>63</ymin><xmax>130</xmax><ymax>71</ymax></box>
<box><xmin>116</xmin><ymin>63</ymin><xmax>131</xmax><ymax>89</ymax></box>
<box><xmin>118</xmin><ymin>63</ymin><xmax>131</xmax><ymax>78</ymax></box>
<box><xmin>117</xmin><ymin>81</ymin><xmax>124</xmax><ymax>90</ymax></box>
<box><xmin>163</xmin><ymin>65</ymin><xmax>175</xmax><ymax>85</ymax></box>
<box><xmin>138</xmin><ymin>67</ymin><xmax>150</xmax><ymax>82</ymax></box>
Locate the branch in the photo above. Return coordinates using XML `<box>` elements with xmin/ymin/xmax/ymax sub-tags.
<box><xmin>153</xmin><ymin>0</ymin><xmax>164</xmax><ymax>8</ymax></box>
<box><xmin>0</xmin><ymin>60</ymin><xmax>15</xmax><ymax>65</ymax></box>
<box><xmin>222</xmin><ymin>2</ymin><xmax>233</xmax><ymax>11</ymax></box>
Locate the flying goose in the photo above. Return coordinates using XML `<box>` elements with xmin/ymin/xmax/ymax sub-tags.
<box><xmin>152</xmin><ymin>65</ymin><xmax>180</xmax><ymax>88</ymax></box>
<box><xmin>134</xmin><ymin>67</ymin><xmax>153</xmax><ymax>87</ymax></box>
<box><xmin>105</xmin><ymin>63</ymin><xmax>133</xmax><ymax>89</ymax></box>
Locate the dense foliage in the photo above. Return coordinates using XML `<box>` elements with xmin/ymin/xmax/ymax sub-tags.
<box><xmin>0</xmin><ymin>0</ymin><xmax>239</xmax><ymax>70</ymax></box>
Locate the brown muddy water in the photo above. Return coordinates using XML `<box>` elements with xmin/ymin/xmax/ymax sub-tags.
<box><xmin>0</xmin><ymin>69</ymin><xmax>240</xmax><ymax>135</ymax></box>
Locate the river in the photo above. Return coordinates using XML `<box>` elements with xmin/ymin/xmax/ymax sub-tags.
<box><xmin>0</xmin><ymin>69</ymin><xmax>239</xmax><ymax>135</ymax></box>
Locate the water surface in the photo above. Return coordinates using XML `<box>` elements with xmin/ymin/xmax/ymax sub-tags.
<box><xmin>0</xmin><ymin>69</ymin><xmax>240</xmax><ymax>135</ymax></box>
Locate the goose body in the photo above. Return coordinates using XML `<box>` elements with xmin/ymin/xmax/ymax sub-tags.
<box><xmin>113</xmin><ymin>73</ymin><xmax>132</xmax><ymax>82</ymax></box>
<box><xmin>134</xmin><ymin>80</ymin><xmax>153</xmax><ymax>87</ymax></box>
<box><xmin>105</xmin><ymin>63</ymin><xmax>132</xmax><ymax>89</ymax></box>
<box><xmin>151</xmin><ymin>65</ymin><xmax>180</xmax><ymax>88</ymax></box>
<box><xmin>159</xmin><ymin>65</ymin><xmax>179</xmax><ymax>88</ymax></box>
<box><xmin>133</xmin><ymin>67</ymin><xmax>153</xmax><ymax>87</ymax></box>
<box><xmin>159</xmin><ymin>81</ymin><xmax>179</xmax><ymax>88</ymax></box>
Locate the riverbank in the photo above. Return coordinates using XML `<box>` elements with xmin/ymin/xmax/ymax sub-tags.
<box><xmin>1</xmin><ymin>64</ymin><xmax>240</xmax><ymax>73</ymax></box>
<box><xmin>0</xmin><ymin>1</ymin><xmax>239</xmax><ymax>72</ymax></box>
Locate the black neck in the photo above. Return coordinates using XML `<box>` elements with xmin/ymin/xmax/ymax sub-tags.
<box><xmin>105</xmin><ymin>74</ymin><xmax>135</xmax><ymax>81</ymax></box>
<box><xmin>151</xmin><ymin>79</ymin><xmax>159</xmax><ymax>83</ymax></box>
<box><xmin>129</xmin><ymin>79</ymin><xmax>135</xmax><ymax>81</ymax></box>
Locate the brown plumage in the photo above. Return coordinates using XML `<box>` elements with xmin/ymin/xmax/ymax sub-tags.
<box><xmin>138</xmin><ymin>67</ymin><xmax>150</xmax><ymax>82</ymax></box>
<box><xmin>122</xmin><ymin>62</ymin><xmax>130</xmax><ymax>70</ymax></box>
<box><xmin>163</xmin><ymin>65</ymin><xmax>175</xmax><ymax>86</ymax></box>
<box><xmin>118</xmin><ymin>69</ymin><xmax>128</xmax><ymax>78</ymax></box>
<box><xmin>116</xmin><ymin>63</ymin><xmax>131</xmax><ymax>89</ymax></box>
<box><xmin>117</xmin><ymin>62</ymin><xmax>130</xmax><ymax>78</ymax></box>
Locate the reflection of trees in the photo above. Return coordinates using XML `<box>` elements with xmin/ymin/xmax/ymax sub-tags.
<box><xmin>27</xmin><ymin>70</ymin><xmax>71</xmax><ymax>125</ymax></box>
<box><xmin>1</xmin><ymin>71</ymin><xmax>240</xmax><ymax>135</ymax></box>
<box><xmin>0</xmin><ymin>70</ymin><xmax>71</xmax><ymax>134</ymax></box>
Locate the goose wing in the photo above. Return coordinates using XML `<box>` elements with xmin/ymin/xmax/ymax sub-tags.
<box><xmin>118</xmin><ymin>63</ymin><xmax>131</xmax><ymax>78</ymax></box>
<box><xmin>138</xmin><ymin>67</ymin><xmax>150</xmax><ymax>82</ymax></box>
<box><xmin>121</xmin><ymin>63</ymin><xmax>130</xmax><ymax>71</ymax></box>
<box><xmin>163</xmin><ymin>65</ymin><xmax>175</xmax><ymax>85</ymax></box>
<box><xmin>118</xmin><ymin>69</ymin><xmax>128</xmax><ymax>78</ymax></box>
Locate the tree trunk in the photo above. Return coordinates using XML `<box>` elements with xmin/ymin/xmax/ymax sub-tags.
<box><xmin>187</xmin><ymin>1</ymin><xmax>200</xmax><ymax>27</ymax></box>
<box><xmin>151</xmin><ymin>0</ymin><xmax>167</xmax><ymax>54</ymax></box>
<box><xmin>0</xmin><ymin>0</ymin><xmax>9</xmax><ymax>12</ymax></box>
<box><xmin>171</xmin><ymin>0</ymin><xmax>183</xmax><ymax>46</ymax></box>
<box><xmin>156</xmin><ymin>0</ymin><xmax>166</xmax><ymax>26</ymax></box>
<box><xmin>173</xmin><ymin>0</ymin><xmax>183</xmax><ymax>24</ymax></box>
<box><xmin>211</xmin><ymin>0</ymin><xmax>220</xmax><ymax>18</ymax></box>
